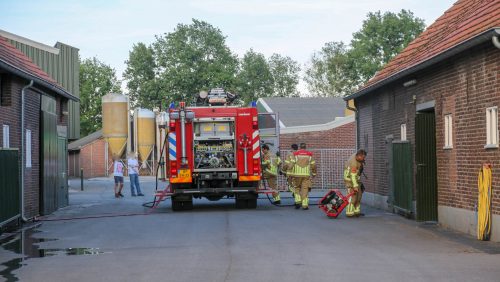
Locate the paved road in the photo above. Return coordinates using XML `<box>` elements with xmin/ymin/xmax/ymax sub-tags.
<box><xmin>1</xmin><ymin>177</ymin><xmax>500</xmax><ymax>282</ymax></box>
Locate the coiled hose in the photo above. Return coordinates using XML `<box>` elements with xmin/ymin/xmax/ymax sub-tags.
<box><xmin>477</xmin><ymin>164</ymin><xmax>492</xmax><ymax>241</ymax></box>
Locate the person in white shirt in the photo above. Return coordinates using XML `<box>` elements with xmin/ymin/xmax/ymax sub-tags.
<box><xmin>127</xmin><ymin>152</ymin><xmax>144</xmax><ymax>196</ymax></box>
<box><xmin>113</xmin><ymin>155</ymin><xmax>124</xmax><ymax>198</ymax></box>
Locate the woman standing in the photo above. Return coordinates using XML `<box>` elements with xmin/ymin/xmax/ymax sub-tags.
<box><xmin>127</xmin><ymin>152</ymin><xmax>144</xmax><ymax>196</ymax></box>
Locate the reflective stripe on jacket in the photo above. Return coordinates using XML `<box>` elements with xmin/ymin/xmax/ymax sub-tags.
<box><xmin>292</xmin><ymin>149</ymin><xmax>316</xmax><ymax>177</ymax></box>
<box><xmin>262</xmin><ymin>151</ymin><xmax>281</xmax><ymax>176</ymax></box>
<box><xmin>343</xmin><ymin>153</ymin><xmax>362</xmax><ymax>187</ymax></box>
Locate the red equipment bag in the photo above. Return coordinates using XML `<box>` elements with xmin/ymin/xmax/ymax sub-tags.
<box><xmin>318</xmin><ymin>189</ymin><xmax>355</xmax><ymax>218</ymax></box>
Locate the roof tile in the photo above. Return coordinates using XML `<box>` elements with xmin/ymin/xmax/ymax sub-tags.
<box><xmin>0</xmin><ymin>35</ymin><xmax>61</xmax><ymax>87</ymax></box>
<box><xmin>360</xmin><ymin>0</ymin><xmax>500</xmax><ymax>91</ymax></box>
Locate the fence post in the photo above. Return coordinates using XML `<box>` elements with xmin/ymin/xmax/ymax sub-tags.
<box><xmin>80</xmin><ymin>168</ymin><xmax>84</xmax><ymax>191</ymax></box>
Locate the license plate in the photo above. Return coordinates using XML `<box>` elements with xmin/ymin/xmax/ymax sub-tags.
<box><xmin>179</xmin><ymin>169</ymin><xmax>191</xmax><ymax>178</ymax></box>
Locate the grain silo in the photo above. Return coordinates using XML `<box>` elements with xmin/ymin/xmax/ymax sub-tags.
<box><xmin>134</xmin><ymin>108</ymin><xmax>155</xmax><ymax>167</ymax></box>
<box><xmin>102</xmin><ymin>93</ymin><xmax>129</xmax><ymax>159</ymax></box>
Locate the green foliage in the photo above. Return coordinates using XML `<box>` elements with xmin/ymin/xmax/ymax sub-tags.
<box><xmin>268</xmin><ymin>54</ymin><xmax>301</xmax><ymax>98</ymax></box>
<box><xmin>236</xmin><ymin>49</ymin><xmax>274</xmax><ymax>105</ymax></box>
<box><xmin>151</xmin><ymin>19</ymin><xmax>238</xmax><ymax>105</ymax></box>
<box><xmin>123</xmin><ymin>43</ymin><xmax>156</xmax><ymax>108</ymax></box>
<box><xmin>79</xmin><ymin>57</ymin><xmax>121</xmax><ymax>136</ymax></box>
<box><xmin>349</xmin><ymin>10</ymin><xmax>425</xmax><ymax>83</ymax></box>
<box><xmin>304</xmin><ymin>42</ymin><xmax>353</xmax><ymax>97</ymax></box>
<box><xmin>305</xmin><ymin>9</ymin><xmax>426</xmax><ymax>97</ymax></box>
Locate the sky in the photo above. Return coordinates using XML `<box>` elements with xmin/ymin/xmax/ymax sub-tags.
<box><xmin>1</xmin><ymin>0</ymin><xmax>457</xmax><ymax>94</ymax></box>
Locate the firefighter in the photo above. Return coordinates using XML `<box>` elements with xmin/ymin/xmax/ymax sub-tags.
<box><xmin>291</xmin><ymin>143</ymin><xmax>317</xmax><ymax>210</ymax></box>
<box><xmin>262</xmin><ymin>144</ymin><xmax>282</xmax><ymax>204</ymax></box>
<box><xmin>283</xmin><ymin>143</ymin><xmax>298</xmax><ymax>195</ymax></box>
<box><xmin>344</xmin><ymin>149</ymin><xmax>367</xmax><ymax>217</ymax></box>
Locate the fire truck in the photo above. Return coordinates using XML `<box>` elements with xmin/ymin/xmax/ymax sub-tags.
<box><xmin>166</xmin><ymin>88</ymin><xmax>262</xmax><ymax>211</ymax></box>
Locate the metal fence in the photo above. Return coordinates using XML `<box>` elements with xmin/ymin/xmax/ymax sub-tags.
<box><xmin>277</xmin><ymin>148</ymin><xmax>355</xmax><ymax>190</ymax></box>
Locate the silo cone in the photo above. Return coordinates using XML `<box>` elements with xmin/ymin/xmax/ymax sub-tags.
<box><xmin>136</xmin><ymin>109</ymin><xmax>155</xmax><ymax>163</ymax></box>
<box><xmin>102</xmin><ymin>93</ymin><xmax>129</xmax><ymax>159</ymax></box>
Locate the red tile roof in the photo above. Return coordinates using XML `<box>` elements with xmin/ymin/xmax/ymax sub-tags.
<box><xmin>0</xmin><ymin>35</ymin><xmax>70</xmax><ymax>95</ymax></box>
<box><xmin>356</xmin><ymin>0</ymin><xmax>500</xmax><ymax>94</ymax></box>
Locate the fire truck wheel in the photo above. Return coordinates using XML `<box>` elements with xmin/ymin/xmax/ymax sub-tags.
<box><xmin>172</xmin><ymin>198</ymin><xmax>183</xmax><ymax>211</ymax></box>
<box><xmin>246</xmin><ymin>198</ymin><xmax>257</xmax><ymax>209</ymax></box>
<box><xmin>235</xmin><ymin>199</ymin><xmax>247</xmax><ymax>209</ymax></box>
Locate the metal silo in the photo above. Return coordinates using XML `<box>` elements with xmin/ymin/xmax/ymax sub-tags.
<box><xmin>135</xmin><ymin>108</ymin><xmax>155</xmax><ymax>163</ymax></box>
<box><xmin>102</xmin><ymin>93</ymin><xmax>129</xmax><ymax>159</ymax></box>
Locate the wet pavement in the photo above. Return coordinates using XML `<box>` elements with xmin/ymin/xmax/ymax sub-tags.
<box><xmin>1</xmin><ymin>176</ymin><xmax>500</xmax><ymax>282</ymax></box>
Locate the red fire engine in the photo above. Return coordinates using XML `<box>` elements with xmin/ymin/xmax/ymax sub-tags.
<box><xmin>166</xmin><ymin>88</ymin><xmax>262</xmax><ymax>210</ymax></box>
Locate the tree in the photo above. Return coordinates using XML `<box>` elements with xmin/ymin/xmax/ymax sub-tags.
<box><xmin>79</xmin><ymin>57</ymin><xmax>121</xmax><ymax>136</ymax></box>
<box><xmin>268</xmin><ymin>54</ymin><xmax>301</xmax><ymax>97</ymax></box>
<box><xmin>305</xmin><ymin>9</ymin><xmax>425</xmax><ymax>97</ymax></box>
<box><xmin>304</xmin><ymin>42</ymin><xmax>353</xmax><ymax>97</ymax></box>
<box><xmin>123</xmin><ymin>43</ymin><xmax>157</xmax><ymax>108</ymax></box>
<box><xmin>151</xmin><ymin>19</ymin><xmax>239</xmax><ymax>104</ymax></box>
<box><xmin>349</xmin><ymin>10</ymin><xmax>425</xmax><ymax>83</ymax></box>
<box><xmin>236</xmin><ymin>49</ymin><xmax>274</xmax><ymax>104</ymax></box>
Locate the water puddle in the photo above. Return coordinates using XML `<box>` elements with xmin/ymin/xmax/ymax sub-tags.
<box><xmin>0</xmin><ymin>224</ymin><xmax>104</xmax><ymax>282</ymax></box>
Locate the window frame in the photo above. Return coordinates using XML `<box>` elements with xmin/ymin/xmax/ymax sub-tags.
<box><xmin>2</xmin><ymin>124</ymin><xmax>9</xmax><ymax>148</ymax></box>
<box><xmin>26</xmin><ymin>129</ymin><xmax>32</xmax><ymax>168</ymax></box>
<box><xmin>444</xmin><ymin>114</ymin><xmax>453</xmax><ymax>149</ymax></box>
<box><xmin>485</xmin><ymin>106</ymin><xmax>499</xmax><ymax>149</ymax></box>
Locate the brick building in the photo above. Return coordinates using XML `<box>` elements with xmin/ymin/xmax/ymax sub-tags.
<box><xmin>345</xmin><ymin>0</ymin><xmax>500</xmax><ymax>240</ymax></box>
<box><xmin>257</xmin><ymin>97</ymin><xmax>356</xmax><ymax>189</ymax></box>
<box><xmin>0</xmin><ymin>35</ymin><xmax>78</xmax><ymax>223</ymax></box>
<box><xmin>68</xmin><ymin>130</ymin><xmax>112</xmax><ymax>178</ymax></box>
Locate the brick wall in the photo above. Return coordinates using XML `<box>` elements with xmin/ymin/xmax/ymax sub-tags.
<box><xmin>79</xmin><ymin>138</ymin><xmax>110</xmax><ymax>178</ymax></box>
<box><xmin>280</xmin><ymin>121</ymin><xmax>356</xmax><ymax>150</ymax></box>
<box><xmin>278</xmin><ymin>119</ymin><xmax>356</xmax><ymax>189</ymax></box>
<box><xmin>0</xmin><ymin>76</ymin><xmax>41</xmax><ymax>219</ymax></box>
<box><xmin>356</xmin><ymin>42</ymin><xmax>500</xmax><ymax>214</ymax></box>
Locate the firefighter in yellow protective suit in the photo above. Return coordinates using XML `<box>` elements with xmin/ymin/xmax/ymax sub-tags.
<box><xmin>344</xmin><ymin>149</ymin><xmax>367</xmax><ymax>217</ymax></box>
<box><xmin>262</xmin><ymin>144</ymin><xmax>282</xmax><ymax>204</ymax></box>
<box><xmin>283</xmin><ymin>144</ymin><xmax>299</xmax><ymax>195</ymax></box>
<box><xmin>291</xmin><ymin>143</ymin><xmax>317</xmax><ymax>210</ymax></box>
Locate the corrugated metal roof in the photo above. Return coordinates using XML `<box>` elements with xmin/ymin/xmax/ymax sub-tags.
<box><xmin>258</xmin><ymin>97</ymin><xmax>346</xmax><ymax>127</ymax></box>
<box><xmin>0</xmin><ymin>36</ymin><xmax>78</xmax><ymax>101</ymax></box>
<box><xmin>1</xmin><ymin>29</ymin><xmax>81</xmax><ymax>139</ymax></box>
<box><xmin>68</xmin><ymin>130</ymin><xmax>103</xmax><ymax>151</ymax></box>
<box><xmin>349</xmin><ymin>0</ymin><xmax>500</xmax><ymax>99</ymax></box>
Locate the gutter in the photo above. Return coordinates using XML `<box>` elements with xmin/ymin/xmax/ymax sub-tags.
<box><xmin>0</xmin><ymin>60</ymin><xmax>79</xmax><ymax>102</ymax></box>
<box><xmin>345</xmin><ymin>100</ymin><xmax>359</xmax><ymax>149</ymax></box>
<box><xmin>345</xmin><ymin>28</ymin><xmax>500</xmax><ymax>100</ymax></box>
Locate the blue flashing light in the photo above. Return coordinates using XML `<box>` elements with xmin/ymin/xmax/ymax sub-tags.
<box><xmin>251</xmin><ymin>101</ymin><xmax>257</xmax><ymax>107</ymax></box>
<box><xmin>169</xmin><ymin>102</ymin><xmax>175</xmax><ymax>109</ymax></box>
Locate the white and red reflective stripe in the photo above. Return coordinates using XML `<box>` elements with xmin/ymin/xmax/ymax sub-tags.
<box><xmin>252</xmin><ymin>130</ymin><xmax>260</xmax><ymax>159</ymax></box>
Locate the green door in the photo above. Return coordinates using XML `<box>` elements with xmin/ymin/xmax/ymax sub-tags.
<box><xmin>0</xmin><ymin>149</ymin><xmax>20</xmax><ymax>226</ymax></box>
<box><xmin>415</xmin><ymin>112</ymin><xmax>438</xmax><ymax>221</ymax></box>
<box><xmin>57</xmin><ymin>134</ymin><xmax>68</xmax><ymax>208</ymax></box>
<box><xmin>41</xmin><ymin>96</ymin><xmax>58</xmax><ymax>215</ymax></box>
<box><xmin>392</xmin><ymin>141</ymin><xmax>413</xmax><ymax>214</ymax></box>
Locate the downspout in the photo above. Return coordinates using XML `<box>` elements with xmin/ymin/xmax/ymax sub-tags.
<box><xmin>346</xmin><ymin>100</ymin><xmax>359</xmax><ymax>149</ymax></box>
<box><xmin>493</xmin><ymin>34</ymin><xmax>500</xmax><ymax>49</ymax></box>
<box><xmin>21</xmin><ymin>80</ymin><xmax>34</xmax><ymax>222</ymax></box>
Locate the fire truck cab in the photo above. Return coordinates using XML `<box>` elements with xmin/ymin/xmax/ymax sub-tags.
<box><xmin>167</xmin><ymin>88</ymin><xmax>261</xmax><ymax>210</ymax></box>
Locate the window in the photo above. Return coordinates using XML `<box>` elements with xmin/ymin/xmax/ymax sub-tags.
<box><xmin>26</xmin><ymin>129</ymin><xmax>32</xmax><ymax>168</ymax></box>
<box><xmin>2</xmin><ymin>125</ymin><xmax>9</xmax><ymax>148</ymax></box>
<box><xmin>485</xmin><ymin>107</ymin><xmax>498</xmax><ymax>148</ymax></box>
<box><xmin>401</xmin><ymin>124</ymin><xmax>407</xmax><ymax>141</ymax></box>
<box><xmin>444</xmin><ymin>114</ymin><xmax>453</xmax><ymax>149</ymax></box>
